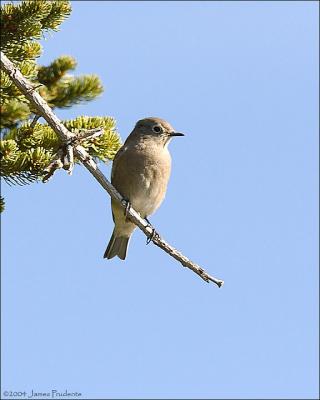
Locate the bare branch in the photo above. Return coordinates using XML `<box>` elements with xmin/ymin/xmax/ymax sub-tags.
<box><xmin>74</xmin><ymin>127</ymin><xmax>105</xmax><ymax>140</ymax></box>
<box><xmin>0</xmin><ymin>51</ymin><xmax>224</xmax><ymax>288</ymax></box>
<box><xmin>43</xmin><ymin>149</ymin><xmax>64</xmax><ymax>182</ymax></box>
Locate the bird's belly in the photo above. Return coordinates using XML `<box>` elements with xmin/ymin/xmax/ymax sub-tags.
<box><xmin>129</xmin><ymin>169</ymin><xmax>168</xmax><ymax>217</ymax></box>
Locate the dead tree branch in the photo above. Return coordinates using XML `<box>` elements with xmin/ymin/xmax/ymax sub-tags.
<box><xmin>0</xmin><ymin>51</ymin><xmax>224</xmax><ymax>287</ymax></box>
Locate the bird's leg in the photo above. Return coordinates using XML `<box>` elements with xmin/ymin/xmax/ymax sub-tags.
<box><xmin>145</xmin><ymin>217</ymin><xmax>159</xmax><ymax>245</ymax></box>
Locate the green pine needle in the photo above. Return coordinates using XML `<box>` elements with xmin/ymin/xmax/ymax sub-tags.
<box><xmin>0</xmin><ymin>0</ymin><xmax>122</xmax><ymax>212</ymax></box>
<box><xmin>0</xmin><ymin>196</ymin><xmax>5</xmax><ymax>212</ymax></box>
<box><xmin>38</xmin><ymin>55</ymin><xmax>77</xmax><ymax>87</ymax></box>
<box><xmin>45</xmin><ymin>75</ymin><xmax>104</xmax><ymax>108</ymax></box>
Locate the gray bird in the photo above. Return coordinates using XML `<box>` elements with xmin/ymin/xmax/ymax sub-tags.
<box><xmin>104</xmin><ymin>117</ymin><xmax>184</xmax><ymax>260</ymax></box>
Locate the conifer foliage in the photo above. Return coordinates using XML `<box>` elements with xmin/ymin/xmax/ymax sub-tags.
<box><xmin>0</xmin><ymin>0</ymin><xmax>122</xmax><ymax>211</ymax></box>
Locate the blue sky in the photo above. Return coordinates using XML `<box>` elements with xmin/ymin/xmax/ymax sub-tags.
<box><xmin>1</xmin><ymin>1</ymin><xmax>319</xmax><ymax>399</ymax></box>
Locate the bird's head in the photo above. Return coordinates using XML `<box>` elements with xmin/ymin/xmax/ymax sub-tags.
<box><xmin>132</xmin><ymin>117</ymin><xmax>184</xmax><ymax>146</ymax></box>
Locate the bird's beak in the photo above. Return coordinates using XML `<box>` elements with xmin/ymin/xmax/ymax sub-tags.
<box><xmin>170</xmin><ymin>131</ymin><xmax>185</xmax><ymax>137</ymax></box>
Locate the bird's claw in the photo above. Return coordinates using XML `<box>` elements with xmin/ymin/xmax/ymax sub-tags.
<box><xmin>146</xmin><ymin>226</ymin><xmax>158</xmax><ymax>245</ymax></box>
<box><xmin>123</xmin><ymin>199</ymin><xmax>131</xmax><ymax>219</ymax></box>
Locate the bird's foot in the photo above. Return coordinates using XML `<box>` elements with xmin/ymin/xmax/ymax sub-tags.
<box><xmin>146</xmin><ymin>221</ymin><xmax>159</xmax><ymax>245</ymax></box>
<box><xmin>123</xmin><ymin>199</ymin><xmax>131</xmax><ymax>220</ymax></box>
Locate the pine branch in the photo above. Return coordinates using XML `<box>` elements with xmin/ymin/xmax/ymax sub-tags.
<box><xmin>0</xmin><ymin>100</ymin><xmax>31</xmax><ymax>128</ymax></box>
<box><xmin>0</xmin><ymin>51</ymin><xmax>224</xmax><ymax>288</ymax></box>
<box><xmin>1</xmin><ymin>1</ymin><xmax>71</xmax><ymax>46</ymax></box>
<box><xmin>37</xmin><ymin>55</ymin><xmax>77</xmax><ymax>87</ymax></box>
<box><xmin>39</xmin><ymin>1</ymin><xmax>71</xmax><ymax>31</ymax></box>
<box><xmin>46</xmin><ymin>75</ymin><xmax>103</xmax><ymax>108</ymax></box>
<box><xmin>1</xmin><ymin>117</ymin><xmax>119</xmax><ymax>183</ymax></box>
<box><xmin>0</xmin><ymin>137</ymin><xmax>53</xmax><ymax>184</ymax></box>
<box><xmin>3</xmin><ymin>40</ymin><xmax>42</xmax><ymax>62</ymax></box>
<box><xmin>1</xmin><ymin>1</ymin><xmax>52</xmax><ymax>45</ymax></box>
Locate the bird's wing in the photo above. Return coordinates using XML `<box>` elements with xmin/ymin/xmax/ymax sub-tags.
<box><xmin>111</xmin><ymin>145</ymin><xmax>127</xmax><ymax>180</ymax></box>
<box><xmin>110</xmin><ymin>145</ymin><xmax>132</xmax><ymax>223</ymax></box>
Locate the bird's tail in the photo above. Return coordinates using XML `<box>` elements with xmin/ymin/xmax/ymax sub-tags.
<box><xmin>103</xmin><ymin>229</ymin><xmax>131</xmax><ymax>260</ymax></box>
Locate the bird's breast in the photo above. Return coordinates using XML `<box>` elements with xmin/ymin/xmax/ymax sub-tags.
<box><xmin>111</xmin><ymin>145</ymin><xmax>172</xmax><ymax>217</ymax></box>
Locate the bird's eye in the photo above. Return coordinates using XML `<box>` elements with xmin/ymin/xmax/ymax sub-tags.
<box><xmin>152</xmin><ymin>125</ymin><xmax>162</xmax><ymax>133</ymax></box>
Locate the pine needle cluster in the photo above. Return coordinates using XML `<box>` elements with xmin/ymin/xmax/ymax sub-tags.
<box><xmin>0</xmin><ymin>0</ymin><xmax>122</xmax><ymax>211</ymax></box>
